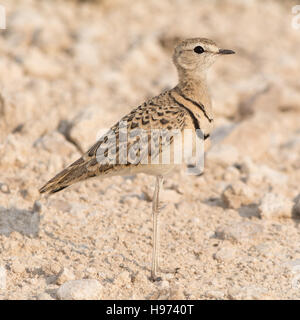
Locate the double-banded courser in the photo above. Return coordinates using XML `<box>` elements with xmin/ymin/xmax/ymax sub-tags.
<box><xmin>40</xmin><ymin>38</ymin><xmax>235</xmax><ymax>281</ymax></box>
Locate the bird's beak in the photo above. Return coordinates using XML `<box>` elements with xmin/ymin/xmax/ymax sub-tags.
<box><xmin>218</xmin><ymin>49</ymin><xmax>235</xmax><ymax>55</ymax></box>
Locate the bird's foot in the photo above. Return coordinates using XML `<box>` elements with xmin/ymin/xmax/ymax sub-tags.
<box><xmin>149</xmin><ymin>274</ymin><xmax>163</xmax><ymax>282</ymax></box>
<box><xmin>149</xmin><ymin>267</ymin><xmax>180</xmax><ymax>282</ymax></box>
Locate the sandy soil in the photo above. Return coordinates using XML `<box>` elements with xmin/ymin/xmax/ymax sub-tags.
<box><xmin>0</xmin><ymin>0</ymin><xmax>300</xmax><ymax>300</ymax></box>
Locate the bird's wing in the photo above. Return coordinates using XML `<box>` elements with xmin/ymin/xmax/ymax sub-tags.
<box><xmin>39</xmin><ymin>101</ymin><xmax>187</xmax><ymax>194</ymax></box>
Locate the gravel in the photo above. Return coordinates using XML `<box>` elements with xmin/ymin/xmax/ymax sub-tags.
<box><xmin>57</xmin><ymin>279</ymin><xmax>102</xmax><ymax>300</ymax></box>
<box><xmin>0</xmin><ymin>0</ymin><xmax>299</xmax><ymax>300</ymax></box>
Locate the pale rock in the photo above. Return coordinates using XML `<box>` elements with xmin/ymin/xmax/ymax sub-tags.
<box><xmin>74</xmin><ymin>42</ymin><xmax>100</xmax><ymax>67</ymax></box>
<box><xmin>37</xmin><ymin>292</ymin><xmax>54</xmax><ymax>300</ymax></box>
<box><xmin>259</xmin><ymin>193</ymin><xmax>294</xmax><ymax>219</ymax></box>
<box><xmin>36</xmin><ymin>19</ymin><xmax>72</xmax><ymax>53</ymax></box>
<box><xmin>0</xmin><ymin>183</ymin><xmax>10</xmax><ymax>194</ymax></box>
<box><xmin>84</xmin><ymin>267</ymin><xmax>98</xmax><ymax>277</ymax></box>
<box><xmin>222</xmin><ymin>166</ymin><xmax>240</xmax><ymax>181</ymax></box>
<box><xmin>214</xmin><ymin>181</ymin><xmax>230</xmax><ymax>195</ymax></box>
<box><xmin>23</xmin><ymin>49</ymin><xmax>62</xmax><ymax>79</ymax></box>
<box><xmin>240</xmin><ymin>158</ymin><xmax>288</xmax><ymax>186</ymax></box>
<box><xmin>228</xmin><ymin>286</ymin><xmax>272</xmax><ymax>300</ymax></box>
<box><xmin>157</xmin><ymin>280</ymin><xmax>170</xmax><ymax>289</ymax></box>
<box><xmin>222</xmin><ymin>181</ymin><xmax>255</xmax><ymax>209</ymax></box>
<box><xmin>43</xmin><ymin>263</ymin><xmax>62</xmax><ymax>276</ymax></box>
<box><xmin>238</xmin><ymin>205</ymin><xmax>260</xmax><ymax>218</ymax></box>
<box><xmin>284</xmin><ymin>259</ymin><xmax>300</xmax><ymax>274</ymax></box>
<box><xmin>206</xmin><ymin>144</ymin><xmax>239</xmax><ymax>167</ymax></box>
<box><xmin>56</xmin><ymin>267</ymin><xmax>76</xmax><ymax>285</ymax></box>
<box><xmin>215</xmin><ymin>221</ymin><xmax>263</xmax><ymax>243</ymax></box>
<box><xmin>133</xmin><ymin>271</ymin><xmax>149</xmax><ymax>285</ymax></box>
<box><xmin>214</xmin><ymin>246</ymin><xmax>236</xmax><ymax>262</ymax></box>
<box><xmin>75</xmin><ymin>25</ymin><xmax>103</xmax><ymax>43</ymax></box>
<box><xmin>57</xmin><ymin>279</ymin><xmax>102</xmax><ymax>300</ymax></box>
<box><xmin>236</xmin><ymin>80</ymin><xmax>278</xmax><ymax>119</ymax></box>
<box><xmin>116</xmin><ymin>271</ymin><xmax>131</xmax><ymax>285</ymax></box>
<box><xmin>259</xmin><ymin>166</ymin><xmax>288</xmax><ymax>186</ymax></box>
<box><xmin>212</xmin><ymin>83</ymin><xmax>239</xmax><ymax>118</ymax></box>
<box><xmin>255</xmin><ymin>242</ymin><xmax>277</xmax><ymax>258</ymax></box>
<box><xmin>34</xmin><ymin>132</ymin><xmax>78</xmax><ymax>157</ymax></box>
<box><xmin>160</xmin><ymin>189</ymin><xmax>182</xmax><ymax>204</ymax></box>
<box><xmin>205</xmin><ymin>290</ymin><xmax>225</xmax><ymax>299</ymax></box>
<box><xmin>169</xmin><ymin>285</ymin><xmax>185</xmax><ymax>300</ymax></box>
<box><xmin>222</xmin><ymin>115</ymin><xmax>276</xmax><ymax>160</ymax></box>
<box><xmin>69</xmin><ymin>105</ymin><xmax>115</xmax><ymax>151</ymax></box>
<box><xmin>48</xmin><ymin>199</ymin><xmax>72</xmax><ymax>213</ymax></box>
<box><xmin>0</xmin><ymin>265</ymin><xmax>6</xmax><ymax>290</ymax></box>
<box><xmin>239</xmin><ymin>157</ymin><xmax>259</xmax><ymax>181</ymax></box>
<box><xmin>11</xmin><ymin>260</ymin><xmax>26</xmax><ymax>274</ymax></box>
<box><xmin>0</xmin><ymin>134</ymin><xmax>29</xmax><ymax>168</ymax></box>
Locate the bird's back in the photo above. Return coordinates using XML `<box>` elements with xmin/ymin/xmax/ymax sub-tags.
<box><xmin>39</xmin><ymin>89</ymin><xmax>194</xmax><ymax>194</ymax></box>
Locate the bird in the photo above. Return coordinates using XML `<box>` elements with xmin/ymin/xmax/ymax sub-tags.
<box><xmin>39</xmin><ymin>38</ymin><xmax>235</xmax><ymax>281</ymax></box>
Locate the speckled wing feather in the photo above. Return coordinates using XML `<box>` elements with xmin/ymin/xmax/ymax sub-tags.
<box><xmin>39</xmin><ymin>92</ymin><xmax>187</xmax><ymax>194</ymax></box>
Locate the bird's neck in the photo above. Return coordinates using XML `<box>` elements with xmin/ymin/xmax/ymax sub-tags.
<box><xmin>176</xmin><ymin>71</ymin><xmax>211</xmax><ymax>109</ymax></box>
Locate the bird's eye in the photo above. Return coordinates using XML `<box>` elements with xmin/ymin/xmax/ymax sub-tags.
<box><xmin>193</xmin><ymin>46</ymin><xmax>204</xmax><ymax>54</ymax></box>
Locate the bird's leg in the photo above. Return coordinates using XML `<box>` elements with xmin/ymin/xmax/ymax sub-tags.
<box><xmin>150</xmin><ymin>175</ymin><xmax>163</xmax><ymax>281</ymax></box>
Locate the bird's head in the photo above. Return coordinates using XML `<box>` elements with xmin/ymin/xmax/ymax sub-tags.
<box><xmin>173</xmin><ymin>38</ymin><xmax>235</xmax><ymax>77</ymax></box>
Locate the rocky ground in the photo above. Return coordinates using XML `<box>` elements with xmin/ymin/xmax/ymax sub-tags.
<box><xmin>0</xmin><ymin>0</ymin><xmax>300</xmax><ymax>300</ymax></box>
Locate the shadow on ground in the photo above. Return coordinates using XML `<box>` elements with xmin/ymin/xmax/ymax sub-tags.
<box><xmin>0</xmin><ymin>206</ymin><xmax>40</xmax><ymax>237</ymax></box>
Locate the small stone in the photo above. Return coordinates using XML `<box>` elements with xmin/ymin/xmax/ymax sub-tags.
<box><xmin>0</xmin><ymin>183</ymin><xmax>10</xmax><ymax>194</ymax></box>
<box><xmin>131</xmin><ymin>273</ymin><xmax>146</xmax><ymax>286</ymax></box>
<box><xmin>157</xmin><ymin>280</ymin><xmax>170</xmax><ymax>289</ymax></box>
<box><xmin>11</xmin><ymin>260</ymin><xmax>26</xmax><ymax>274</ymax></box>
<box><xmin>85</xmin><ymin>267</ymin><xmax>97</xmax><ymax>277</ymax></box>
<box><xmin>56</xmin><ymin>267</ymin><xmax>75</xmax><ymax>285</ymax></box>
<box><xmin>205</xmin><ymin>290</ymin><xmax>225</xmax><ymax>299</ymax></box>
<box><xmin>214</xmin><ymin>246</ymin><xmax>236</xmax><ymax>262</ymax></box>
<box><xmin>43</xmin><ymin>262</ymin><xmax>62</xmax><ymax>275</ymax></box>
<box><xmin>116</xmin><ymin>271</ymin><xmax>131</xmax><ymax>285</ymax></box>
<box><xmin>37</xmin><ymin>292</ymin><xmax>54</xmax><ymax>300</ymax></box>
<box><xmin>222</xmin><ymin>166</ymin><xmax>240</xmax><ymax>181</ymax></box>
<box><xmin>215</xmin><ymin>221</ymin><xmax>263</xmax><ymax>243</ymax></box>
<box><xmin>222</xmin><ymin>181</ymin><xmax>255</xmax><ymax>209</ymax></box>
<box><xmin>169</xmin><ymin>285</ymin><xmax>185</xmax><ymax>299</ymax></box>
<box><xmin>57</xmin><ymin>279</ymin><xmax>102</xmax><ymax>300</ymax></box>
<box><xmin>259</xmin><ymin>193</ymin><xmax>294</xmax><ymax>219</ymax></box>
<box><xmin>0</xmin><ymin>265</ymin><xmax>6</xmax><ymax>290</ymax></box>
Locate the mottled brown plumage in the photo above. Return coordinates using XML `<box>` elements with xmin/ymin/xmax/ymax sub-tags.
<box><xmin>39</xmin><ymin>37</ymin><xmax>235</xmax><ymax>280</ymax></box>
<box><xmin>39</xmin><ymin>95</ymin><xmax>187</xmax><ymax>193</ymax></box>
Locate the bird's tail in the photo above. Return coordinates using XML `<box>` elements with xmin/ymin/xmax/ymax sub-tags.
<box><xmin>39</xmin><ymin>157</ymin><xmax>92</xmax><ymax>194</ymax></box>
